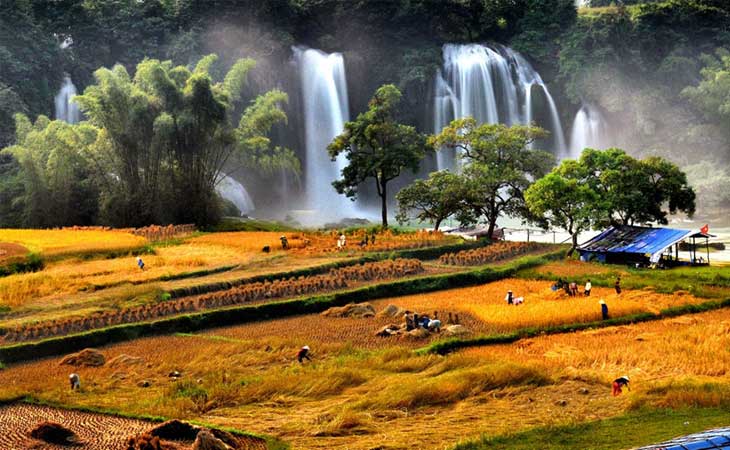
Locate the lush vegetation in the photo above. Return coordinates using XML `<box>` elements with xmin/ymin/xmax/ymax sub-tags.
<box><xmin>1</xmin><ymin>0</ymin><xmax>728</xmax><ymax>227</ymax></box>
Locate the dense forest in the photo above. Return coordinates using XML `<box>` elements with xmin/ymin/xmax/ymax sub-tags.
<box><xmin>1</xmin><ymin>0</ymin><xmax>729</xmax><ymax>227</ymax></box>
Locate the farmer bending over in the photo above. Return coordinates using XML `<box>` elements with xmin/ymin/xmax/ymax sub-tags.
<box><xmin>69</xmin><ymin>373</ymin><xmax>80</xmax><ymax>390</ymax></box>
<box><xmin>297</xmin><ymin>345</ymin><xmax>311</xmax><ymax>363</ymax></box>
<box><xmin>612</xmin><ymin>375</ymin><xmax>630</xmax><ymax>396</ymax></box>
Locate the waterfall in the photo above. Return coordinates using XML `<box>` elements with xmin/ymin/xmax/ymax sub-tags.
<box><xmin>568</xmin><ymin>104</ymin><xmax>608</xmax><ymax>159</ymax></box>
<box><xmin>293</xmin><ymin>47</ymin><xmax>356</xmax><ymax>216</ymax></box>
<box><xmin>216</xmin><ymin>174</ymin><xmax>255</xmax><ymax>215</ymax></box>
<box><xmin>433</xmin><ymin>44</ymin><xmax>566</xmax><ymax>168</ymax></box>
<box><xmin>54</xmin><ymin>75</ymin><xmax>81</xmax><ymax>124</ymax></box>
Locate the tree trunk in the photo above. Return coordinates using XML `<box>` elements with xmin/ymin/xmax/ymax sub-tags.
<box><xmin>567</xmin><ymin>232</ymin><xmax>578</xmax><ymax>257</ymax></box>
<box><xmin>486</xmin><ymin>217</ymin><xmax>497</xmax><ymax>241</ymax></box>
<box><xmin>380</xmin><ymin>180</ymin><xmax>388</xmax><ymax>229</ymax></box>
<box><xmin>434</xmin><ymin>217</ymin><xmax>442</xmax><ymax>231</ymax></box>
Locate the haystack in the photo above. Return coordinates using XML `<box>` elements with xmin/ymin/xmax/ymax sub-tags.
<box><xmin>375</xmin><ymin>304</ymin><xmax>405</xmax><ymax>319</ymax></box>
<box><xmin>108</xmin><ymin>354</ymin><xmax>144</xmax><ymax>367</ymax></box>
<box><xmin>148</xmin><ymin>419</ymin><xmax>200</xmax><ymax>441</ymax></box>
<box><xmin>321</xmin><ymin>302</ymin><xmax>375</xmax><ymax>318</ymax></box>
<box><xmin>192</xmin><ymin>430</ymin><xmax>230</xmax><ymax>450</ymax></box>
<box><xmin>443</xmin><ymin>325</ymin><xmax>469</xmax><ymax>336</ymax></box>
<box><xmin>60</xmin><ymin>348</ymin><xmax>106</xmax><ymax>367</ymax></box>
<box><xmin>29</xmin><ymin>421</ymin><xmax>81</xmax><ymax>445</ymax></box>
<box><xmin>405</xmin><ymin>328</ymin><xmax>430</xmax><ymax>339</ymax></box>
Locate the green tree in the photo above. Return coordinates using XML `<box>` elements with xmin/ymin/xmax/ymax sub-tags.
<box><xmin>579</xmin><ymin>148</ymin><xmax>695</xmax><ymax>226</ymax></box>
<box><xmin>328</xmin><ymin>84</ymin><xmax>430</xmax><ymax>228</ymax></box>
<box><xmin>395</xmin><ymin>170</ymin><xmax>466</xmax><ymax>231</ymax></box>
<box><xmin>75</xmin><ymin>54</ymin><xmax>297</xmax><ymax>227</ymax></box>
<box><xmin>682</xmin><ymin>48</ymin><xmax>730</xmax><ymax>130</ymax></box>
<box><xmin>525</xmin><ymin>160</ymin><xmax>604</xmax><ymax>255</ymax></box>
<box><xmin>430</xmin><ymin>117</ymin><xmax>553</xmax><ymax>238</ymax></box>
<box><xmin>1</xmin><ymin>114</ymin><xmax>99</xmax><ymax>227</ymax></box>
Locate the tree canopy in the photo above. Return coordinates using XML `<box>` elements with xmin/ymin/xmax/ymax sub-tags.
<box><xmin>328</xmin><ymin>84</ymin><xmax>430</xmax><ymax>228</ymax></box>
<box><xmin>430</xmin><ymin>117</ymin><xmax>553</xmax><ymax>237</ymax></box>
<box><xmin>395</xmin><ymin>170</ymin><xmax>466</xmax><ymax>231</ymax></box>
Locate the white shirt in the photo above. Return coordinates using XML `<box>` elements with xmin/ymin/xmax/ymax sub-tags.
<box><xmin>585</xmin><ymin>282</ymin><xmax>592</xmax><ymax>291</ymax></box>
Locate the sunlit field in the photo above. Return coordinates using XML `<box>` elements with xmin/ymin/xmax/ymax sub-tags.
<box><xmin>364</xmin><ymin>279</ymin><xmax>705</xmax><ymax>334</ymax></box>
<box><xmin>0</xmin><ymin>228</ymin><xmax>148</xmax><ymax>257</ymax></box>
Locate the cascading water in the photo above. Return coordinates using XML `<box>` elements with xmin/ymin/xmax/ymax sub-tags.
<box><xmin>433</xmin><ymin>44</ymin><xmax>566</xmax><ymax>168</ymax></box>
<box><xmin>293</xmin><ymin>47</ymin><xmax>355</xmax><ymax>217</ymax></box>
<box><xmin>54</xmin><ymin>75</ymin><xmax>81</xmax><ymax>124</ymax></box>
<box><xmin>568</xmin><ymin>104</ymin><xmax>609</xmax><ymax>159</ymax></box>
<box><xmin>216</xmin><ymin>174</ymin><xmax>255</xmax><ymax>215</ymax></box>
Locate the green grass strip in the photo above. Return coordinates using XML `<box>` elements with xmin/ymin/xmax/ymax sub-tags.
<box><xmin>452</xmin><ymin>407</ymin><xmax>730</xmax><ymax>450</ymax></box>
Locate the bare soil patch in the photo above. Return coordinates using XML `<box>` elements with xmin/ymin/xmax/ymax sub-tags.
<box><xmin>0</xmin><ymin>242</ymin><xmax>28</xmax><ymax>261</ymax></box>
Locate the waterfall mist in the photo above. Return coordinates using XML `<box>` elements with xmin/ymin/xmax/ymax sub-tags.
<box><xmin>569</xmin><ymin>104</ymin><xmax>610</xmax><ymax>159</ymax></box>
<box><xmin>433</xmin><ymin>44</ymin><xmax>566</xmax><ymax>169</ymax></box>
<box><xmin>216</xmin><ymin>174</ymin><xmax>255</xmax><ymax>215</ymax></box>
<box><xmin>293</xmin><ymin>46</ymin><xmax>357</xmax><ymax>219</ymax></box>
<box><xmin>54</xmin><ymin>75</ymin><xmax>80</xmax><ymax>124</ymax></box>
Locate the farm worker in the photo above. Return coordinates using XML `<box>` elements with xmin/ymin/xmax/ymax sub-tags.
<box><xmin>612</xmin><ymin>375</ymin><xmax>630</xmax><ymax>396</ymax></box>
<box><xmin>370</xmin><ymin>232</ymin><xmax>376</xmax><ymax>245</ymax></box>
<box><xmin>419</xmin><ymin>315</ymin><xmax>431</xmax><ymax>328</ymax></box>
<box><xmin>428</xmin><ymin>318</ymin><xmax>442</xmax><ymax>332</ymax></box>
<box><xmin>569</xmin><ymin>281</ymin><xmax>578</xmax><ymax>296</ymax></box>
<box><xmin>69</xmin><ymin>373</ymin><xmax>80</xmax><ymax>390</ymax></box>
<box><xmin>600</xmin><ymin>300</ymin><xmax>609</xmax><ymax>320</ymax></box>
<box><xmin>615</xmin><ymin>276</ymin><xmax>622</xmax><ymax>295</ymax></box>
<box><xmin>297</xmin><ymin>345</ymin><xmax>311</xmax><ymax>363</ymax></box>
<box><xmin>280</xmin><ymin>235</ymin><xmax>288</xmax><ymax>249</ymax></box>
<box><xmin>136</xmin><ymin>256</ymin><xmax>145</xmax><ymax>271</ymax></box>
<box><xmin>584</xmin><ymin>279</ymin><xmax>592</xmax><ymax>297</ymax></box>
<box><xmin>513</xmin><ymin>296</ymin><xmax>524</xmax><ymax>305</ymax></box>
<box><xmin>505</xmin><ymin>290</ymin><xmax>514</xmax><ymax>305</ymax></box>
<box><xmin>403</xmin><ymin>311</ymin><xmax>414</xmax><ymax>331</ymax></box>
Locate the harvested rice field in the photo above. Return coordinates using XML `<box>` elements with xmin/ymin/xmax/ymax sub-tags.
<box><xmin>0</xmin><ymin>403</ymin><xmax>268</xmax><ymax>449</ymax></box>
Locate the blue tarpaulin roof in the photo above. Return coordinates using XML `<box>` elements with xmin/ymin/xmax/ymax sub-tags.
<box><xmin>579</xmin><ymin>225</ymin><xmax>694</xmax><ymax>257</ymax></box>
<box><xmin>637</xmin><ymin>426</ymin><xmax>730</xmax><ymax>450</ymax></box>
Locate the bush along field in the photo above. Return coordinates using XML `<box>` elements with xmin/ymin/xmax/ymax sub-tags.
<box><xmin>2</xmin><ymin>233</ymin><xmax>730</xmax><ymax>449</ymax></box>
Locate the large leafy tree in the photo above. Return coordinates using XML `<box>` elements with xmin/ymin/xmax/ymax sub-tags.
<box><xmin>1</xmin><ymin>114</ymin><xmax>99</xmax><ymax>227</ymax></box>
<box><xmin>430</xmin><ymin>117</ymin><xmax>553</xmax><ymax>238</ymax></box>
<box><xmin>75</xmin><ymin>54</ymin><xmax>297</xmax><ymax>226</ymax></box>
<box><xmin>328</xmin><ymin>84</ymin><xmax>430</xmax><ymax>228</ymax></box>
<box><xmin>395</xmin><ymin>170</ymin><xmax>466</xmax><ymax>231</ymax></box>
<box><xmin>525</xmin><ymin>160</ymin><xmax>604</xmax><ymax>255</ymax></box>
<box><xmin>579</xmin><ymin>148</ymin><xmax>695</xmax><ymax>226</ymax></box>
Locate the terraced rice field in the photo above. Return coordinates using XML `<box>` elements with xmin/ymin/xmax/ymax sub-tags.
<box><xmin>465</xmin><ymin>308</ymin><xmax>730</xmax><ymax>383</ymax></box>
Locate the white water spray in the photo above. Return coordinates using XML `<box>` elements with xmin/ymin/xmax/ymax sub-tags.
<box><xmin>54</xmin><ymin>76</ymin><xmax>81</xmax><ymax>124</ymax></box>
<box><xmin>433</xmin><ymin>44</ymin><xmax>566</xmax><ymax>168</ymax></box>
<box><xmin>568</xmin><ymin>104</ymin><xmax>609</xmax><ymax>159</ymax></box>
<box><xmin>293</xmin><ymin>47</ymin><xmax>356</xmax><ymax>216</ymax></box>
<box><xmin>216</xmin><ymin>174</ymin><xmax>255</xmax><ymax>215</ymax></box>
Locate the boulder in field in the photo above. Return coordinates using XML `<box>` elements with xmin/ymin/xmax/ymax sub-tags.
<box><xmin>60</xmin><ymin>348</ymin><xmax>106</xmax><ymax>367</ymax></box>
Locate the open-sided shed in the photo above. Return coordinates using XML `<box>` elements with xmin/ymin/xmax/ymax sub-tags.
<box><xmin>578</xmin><ymin>225</ymin><xmax>713</xmax><ymax>267</ymax></box>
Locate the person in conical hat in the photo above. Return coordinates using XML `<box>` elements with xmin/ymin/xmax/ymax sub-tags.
<box><xmin>297</xmin><ymin>345</ymin><xmax>311</xmax><ymax>363</ymax></box>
